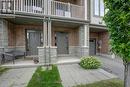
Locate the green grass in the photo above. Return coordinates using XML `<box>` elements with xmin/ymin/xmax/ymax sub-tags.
<box><xmin>0</xmin><ymin>66</ymin><xmax>8</xmax><ymax>75</ymax></box>
<box><xmin>73</xmin><ymin>79</ymin><xmax>123</xmax><ymax>87</ymax></box>
<box><xmin>27</xmin><ymin>65</ymin><xmax>63</xmax><ymax>87</ymax></box>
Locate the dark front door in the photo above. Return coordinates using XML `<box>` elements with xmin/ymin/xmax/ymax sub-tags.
<box><xmin>26</xmin><ymin>30</ymin><xmax>42</xmax><ymax>55</ymax></box>
<box><xmin>89</xmin><ymin>39</ymin><xmax>96</xmax><ymax>55</ymax></box>
<box><xmin>56</xmin><ymin>32</ymin><xmax>69</xmax><ymax>54</ymax></box>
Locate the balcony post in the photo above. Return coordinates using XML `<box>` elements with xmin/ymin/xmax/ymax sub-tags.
<box><xmin>84</xmin><ymin>0</ymin><xmax>87</xmax><ymax>20</ymax></box>
<box><xmin>68</xmin><ymin>3</ymin><xmax>71</xmax><ymax>12</ymax></box>
<box><xmin>14</xmin><ymin>0</ymin><xmax>15</xmax><ymax>14</ymax></box>
<box><xmin>44</xmin><ymin>0</ymin><xmax>48</xmax><ymax>15</ymax></box>
<box><xmin>48</xmin><ymin>0</ymin><xmax>52</xmax><ymax>15</ymax></box>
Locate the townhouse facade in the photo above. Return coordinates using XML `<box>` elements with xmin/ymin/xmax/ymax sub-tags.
<box><xmin>0</xmin><ymin>0</ymin><xmax>109</xmax><ymax>64</ymax></box>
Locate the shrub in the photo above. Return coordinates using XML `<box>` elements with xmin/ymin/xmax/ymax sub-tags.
<box><xmin>80</xmin><ymin>56</ymin><xmax>101</xmax><ymax>69</ymax></box>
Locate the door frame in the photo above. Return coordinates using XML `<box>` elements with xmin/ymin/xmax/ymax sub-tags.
<box><xmin>25</xmin><ymin>29</ymin><xmax>42</xmax><ymax>55</ymax></box>
<box><xmin>89</xmin><ymin>38</ymin><xmax>96</xmax><ymax>55</ymax></box>
<box><xmin>55</xmin><ymin>32</ymin><xmax>69</xmax><ymax>54</ymax></box>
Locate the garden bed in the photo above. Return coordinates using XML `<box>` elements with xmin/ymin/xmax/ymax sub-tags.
<box><xmin>27</xmin><ymin>65</ymin><xmax>63</xmax><ymax>87</ymax></box>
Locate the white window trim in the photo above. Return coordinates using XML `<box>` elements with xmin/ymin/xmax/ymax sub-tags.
<box><xmin>93</xmin><ymin>0</ymin><xmax>105</xmax><ymax>17</ymax></box>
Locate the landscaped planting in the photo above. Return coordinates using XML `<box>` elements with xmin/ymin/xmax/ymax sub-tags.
<box><xmin>73</xmin><ymin>79</ymin><xmax>123</xmax><ymax>87</ymax></box>
<box><xmin>0</xmin><ymin>66</ymin><xmax>8</xmax><ymax>75</ymax></box>
<box><xmin>80</xmin><ymin>56</ymin><xmax>101</xmax><ymax>69</ymax></box>
<box><xmin>27</xmin><ymin>65</ymin><xmax>63</xmax><ymax>87</ymax></box>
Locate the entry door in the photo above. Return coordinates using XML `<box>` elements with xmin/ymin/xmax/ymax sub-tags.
<box><xmin>27</xmin><ymin>30</ymin><xmax>42</xmax><ymax>55</ymax></box>
<box><xmin>56</xmin><ymin>32</ymin><xmax>69</xmax><ymax>54</ymax></box>
<box><xmin>89</xmin><ymin>39</ymin><xmax>96</xmax><ymax>55</ymax></box>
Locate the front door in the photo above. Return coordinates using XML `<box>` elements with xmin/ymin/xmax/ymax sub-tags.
<box><xmin>89</xmin><ymin>39</ymin><xmax>96</xmax><ymax>55</ymax></box>
<box><xmin>56</xmin><ymin>32</ymin><xmax>69</xmax><ymax>54</ymax></box>
<box><xmin>26</xmin><ymin>30</ymin><xmax>42</xmax><ymax>55</ymax></box>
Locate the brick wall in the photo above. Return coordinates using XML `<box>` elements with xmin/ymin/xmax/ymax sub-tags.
<box><xmin>8</xmin><ymin>22</ymin><xmax>15</xmax><ymax>46</ymax></box>
<box><xmin>90</xmin><ymin>32</ymin><xmax>109</xmax><ymax>54</ymax></box>
<box><xmin>99</xmin><ymin>32</ymin><xmax>109</xmax><ymax>54</ymax></box>
<box><xmin>8</xmin><ymin>24</ymin><xmax>42</xmax><ymax>47</ymax></box>
<box><xmin>8</xmin><ymin>24</ymin><xmax>79</xmax><ymax>49</ymax></box>
<box><xmin>52</xmin><ymin>27</ymin><xmax>79</xmax><ymax>46</ymax></box>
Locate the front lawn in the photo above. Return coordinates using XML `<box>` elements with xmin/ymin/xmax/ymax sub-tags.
<box><xmin>0</xmin><ymin>66</ymin><xmax>8</xmax><ymax>75</ymax></box>
<box><xmin>27</xmin><ymin>65</ymin><xmax>63</xmax><ymax>87</ymax></box>
<box><xmin>73</xmin><ymin>79</ymin><xmax>123</xmax><ymax>87</ymax></box>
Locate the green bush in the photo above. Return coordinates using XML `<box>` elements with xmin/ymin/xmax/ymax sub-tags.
<box><xmin>80</xmin><ymin>56</ymin><xmax>101</xmax><ymax>69</ymax></box>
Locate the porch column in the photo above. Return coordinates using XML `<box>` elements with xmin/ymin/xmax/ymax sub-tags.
<box><xmin>48</xmin><ymin>18</ymin><xmax>51</xmax><ymax>47</ymax></box>
<box><xmin>79</xmin><ymin>24</ymin><xmax>89</xmax><ymax>57</ymax></box>
<box><xmin>38</xmin><ymin>18</ymin><xmax>57</xmax><ymax>64</ymax></box>
<box><xmin>38</xmin><ymin>19</ymin><xmax>48</xmax><ymax>64</ymax></box>
<box><xmin>48</xmin><ymin>19</ymin><xmax>57</xmax><ymax>63</ymax></box>
<box><xmin>43</xmin><ymin>19</ymin><xmax>47</xmax><ymax>47</ymax></box>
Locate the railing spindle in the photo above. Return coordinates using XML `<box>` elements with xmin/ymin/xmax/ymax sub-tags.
<box><xmin>0</xmin><ymin>0</ymin><xmax>84</xmax><ymax>19</ymax></box>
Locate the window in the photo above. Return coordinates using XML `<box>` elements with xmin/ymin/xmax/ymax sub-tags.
<box><xmin>94</xmin><ymin>0</ymin><xmax>105</xmax><ymax>16</ymax></box>
<box><xmin>94</xmin><ymin>0</ymin><xmax>99</xmax><ymax>16</ymax></box>
<box><xmin>100</xmin><ymin>0</ymin><xmax>104</xmax><ymax>16</ymax></box>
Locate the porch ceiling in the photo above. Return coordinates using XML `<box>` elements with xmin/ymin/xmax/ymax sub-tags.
<box><xmin>90</xmin><ymin>28</ymin><xmax>108</xmax><ymax>32</ymax></box>
<box><xmin>5</xmin><ymin>17</ymin><xmax>82</xmax><ymax>28</ymax></box>
<box><xmin>52</xmin><ymin>21</ymin><xmax>82</xmax><ymax>28</ymax></box>
<box><xmin>5</xmin><ymin>17</ymin><xmax>43</xmax><ymax>25</ymax></box>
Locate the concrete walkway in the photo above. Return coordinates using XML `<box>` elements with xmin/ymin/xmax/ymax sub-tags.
<box><xmin>0</xmin><ymin>67</ymin><xmax>36</xmax><ymax>87</ymax></box>
<box><xmin>57</xmin><ymin>56</ymin><xmax>80</xmax><ymax>64</ymax></box>
<box><xmin>58</xmin><ymin>64</ymin><xmax>117</xmax><ymax>87</ymax></box>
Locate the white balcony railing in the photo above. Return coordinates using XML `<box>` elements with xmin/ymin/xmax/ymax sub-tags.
<box><xmin>15</xmin><ymin>0</ymin><xmax>44</xmax><ymax>14</ymax></box>
<box><xmin>0</xmin><ymin>0</ymin><xmax>84</xmax><ymax>19</ymax></box>
<box><xmin>51</xmin><ymin>1</ymin><xmax>84</xmax><ymax>19</ymax></box>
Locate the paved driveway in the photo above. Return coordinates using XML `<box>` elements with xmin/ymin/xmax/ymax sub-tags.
<box><xmin>96</xmin><ymin>56</ymin><xmax>124</xmax><ymax>80</ymax></box>
<box><xmin>97</xmin><ymin>56</ymin><xmax>130</xmax><ymax>86</ymax></box>
<box><xmin>58</xmin><ymin>64</ymin><xmax>117</xmax><ymax>87</ymax></box>
<box><xmin>0</xmin><ymin>68</ymin><xmax>36</xmax><ymax>87</ymax></box>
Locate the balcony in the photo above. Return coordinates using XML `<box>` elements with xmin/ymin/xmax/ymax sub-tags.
<box><xmin>0</xmin><ymin>0</ymin><xmax>85</xmax><ymax>20</ymax></box>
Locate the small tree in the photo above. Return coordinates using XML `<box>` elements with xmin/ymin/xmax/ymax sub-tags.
<box><xmin>103</xmin><ymin>0</ymin><xmax>130</xmax><ymax>87</ymax></box>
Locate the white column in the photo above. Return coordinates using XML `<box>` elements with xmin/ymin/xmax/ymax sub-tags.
<box><xmin>84</xmin><ymin>25</ymin><xmax>87</xmax><ymax>46</ymax></box>
<box><xmin>43</xmin><ymin>19</ymin><xmax>47</xmax><ymax>46</ymax></box>
<box><xmin>48</xmin><ymin>18</ymin><xmax>52</xmax><ymax>47</ymax></box>
<box><xmin>84</xmin><ymin>0</ymin><xmax>87</xmax><ymax>20</ymax></box>
<box><xmin>14</xmin><ymin>0</ymin><xmax>15</xmax><ymax>14</ymax></box>
<box><xmin>43</xmin><ymin>18</ymin><xmax>52</xmax><ymax>47</ymax></box>
<box><xmin>38</xmin><ymin>18</ymin><xmax>57</xmax><ymax>64</ymax></box>
<box><xmin>44</xmin><ymin>0</ymin><xmax>48</xmax><ymax>15</ymax></box>
<box><xmin>84</xmin><ymin>24</ymin><xmax>89</xmax><ymax>47</ymax></box>
<box><xmin>48</xmin><ymin>0</ymin><xmax>52</xmax><ymax>15</ymax></box>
